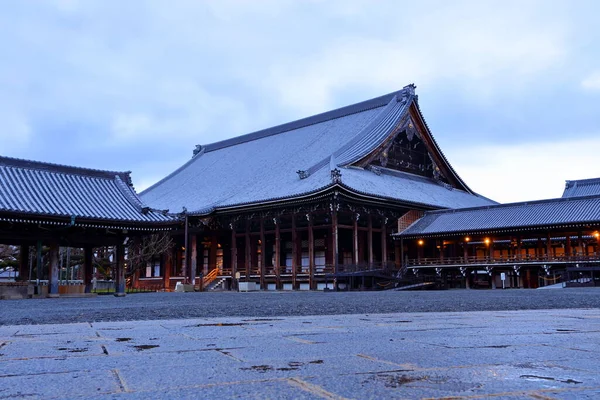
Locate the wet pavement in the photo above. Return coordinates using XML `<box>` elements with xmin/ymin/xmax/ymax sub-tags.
<box><xmin>1</xmin><ymin>308</ymin><xmax>599</xmax><ymax>399</ymax></box>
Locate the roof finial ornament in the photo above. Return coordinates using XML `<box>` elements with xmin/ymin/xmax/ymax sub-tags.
<box><xmin>192</xmin><ymin>145</ymin><xmax>203</xmax><ymax>158</ymax></box>
<box><xmin>331</xmin><ymin>168</ymin><xmax>342</xmax><ymax>184</ymax></box>
<box><xmin>297</xmin><ymin>170</ymin><xmax>309</xmax><ymax>179</ymax></box>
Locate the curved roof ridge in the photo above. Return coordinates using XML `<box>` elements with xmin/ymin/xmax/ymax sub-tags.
<box><xmin>202</xmin><ymin>89</ymin><xmax>405</xmax><ymax>153</ymax></box>
<box><xmin>299</xmin><ymin>94</ymin><xmax>399</xmax><ymax>178</ymax></box>
<box><xmin>336</xmin><ymin>95</ymin><xmax>409</xmax><ymax>166</ymax></box>
<box><xmin>424</xmin><ymin>193</ymin><xmax>600</xmax><ymax>216</ymax></box>
<box><xmin>565</xmin><ymin>177</ymin><xmax>600</xmax><ymax>186</ymax></box>
<box><xmin>0</xmin><ymin>155</ymin><xmax>130</xmax><ymax>182</ymax></box>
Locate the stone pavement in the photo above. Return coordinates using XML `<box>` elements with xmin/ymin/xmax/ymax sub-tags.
<box><xmin>0</xmin><ymin>309</ymin><xmax>599</xmax><ymax>399</ymax></box>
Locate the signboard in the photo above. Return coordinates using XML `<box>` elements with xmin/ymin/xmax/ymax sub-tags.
<box><xmin>500</xmin><ymin>273</ymin><xmax>506</xmax><ymax>281</ymax></box>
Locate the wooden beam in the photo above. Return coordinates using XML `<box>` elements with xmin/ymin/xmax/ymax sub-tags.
<box><xmin>292</xmin><ymin>215</ymin><xmax>298</xmax><ymax>290</ymax></box>
<box><xmin>332</xmin><ymin>208</ymin><xmax>339</xmax><ymax>275</ymax></box>
<box><xmin>381</xmin><ymin>220</ymin><xmax>387</xmax><ymax>267</ymax></box>
<box><xmin>245</xmin><ymin>219</ymin><xmax>251</xmax><ymax>278</ymax></box>
<box><xmin>260</xmin><ymin>218</ymin><xmax>266</xmax><ymax>290</ymax></box>
<box><xmin>48</xmin><ymin>242</ymin><xmax>59</xmax><ymax>297</ymax></box>
<box><xmin>19</xmin><ymin>242</ymin><xmax>29</xmax><ymax>281</ymax></box>
<box><xmin>275</xmin><ymin>219</ymin><xmax>281</xmax><ymax>290</ymax></box>
<box><xmin>114</xmin><ymin>243</ymin><xmax>126</xmax><ymax>297</ymax></box>
<box><xmin>190</xmin><ymin>234</ymin><xmax>198</xmax><ymax>286</ymax></box>
<box><xmin>231</xmin><ymin>226</ymin><xmax>237</xmax><ymax>290</ymax></box>
<box><xmin>308</xmin><ymin>214</ymin><xmax>315</xmax><ymax>290</ymax></box>
<box><xmin>353</xmin><ymin>214</ymin><xmax>359</xmax><ymax>264</ymax></box>
<box><xmin>83</xmin><ymin>246</ymin><xmax>93</xmax><ymax>293</ymax></box>
<box><xmin>368</xmin><ymin>214</ymin><xmax>373</xmax><ymax>266</ymax></box>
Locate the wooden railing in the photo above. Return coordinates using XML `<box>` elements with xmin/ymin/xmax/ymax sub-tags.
<box><xmin>201</xmin><ymin>268</ymin><xmax>219</xmax><ymax>288</ymax></box>
<box><xmin>408</xmin><ymin>253</ymin><xmax>600</xmax><ymax>267</ymax></box>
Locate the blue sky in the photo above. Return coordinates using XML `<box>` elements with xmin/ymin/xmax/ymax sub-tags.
<box><xmin>1</xmin><ymin>0</ymin><xmax>599</xmax><ymax>203</ymax></box>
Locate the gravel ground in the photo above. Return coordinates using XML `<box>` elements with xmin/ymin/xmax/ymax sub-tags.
<box><xmin>1</xmin><ymin>288</ymin><xmax>600</xmax><ymax>326</ymax></box>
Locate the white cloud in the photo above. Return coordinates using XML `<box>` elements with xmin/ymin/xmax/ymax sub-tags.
<box><xmin>448</xmin><ymin>136</ymin><xmax>600</xmax><ymax>203</ymax></box>
<box><xmin>581</xmin><ymin>71</ymin><xmax>600</xmax><ymax>90</ymax></box>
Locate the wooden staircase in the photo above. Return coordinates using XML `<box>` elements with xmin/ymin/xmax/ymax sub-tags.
<box><xmin>199</xmin><ymin>268</ymin><xmax>219</xmax><ymax>291</ymax></box>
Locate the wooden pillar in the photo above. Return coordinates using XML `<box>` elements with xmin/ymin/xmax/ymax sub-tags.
<box><xmin>260</xmin><ymin>218</ymin><xmax>266</xmax><ymax>290</ymax></box>
<box><xmin>578</xmin><ymin>231</ymin><xmax>583</xmax><ymax>256</ymax></box>
<box><xmin>536</xmin><ymin>238</ymin><xmax>542</xmax><ymax>258</ymax></box>
<box><xmin>308</xmin><ymin>214</ymin><xmax>315</xmax><ymax>290</ymax></box>
<box><xmin>463</xmin><ymin>240</ymin><xmax>468</xmax><ymax>262</ymax></box>
<box><xmin>367</xmin><ymin>214</ymin><xmax>373</xmax><ymax>266</ymax></box>
<box><xmin>565</xmin><ymin>234</ymin><xmax>572</xmax><ymax>258</ymax></box>
<box><xmin>546</xmin><ymin>232</ymin><xmax>552</xmax><ymax>259</ymax></box>
<box><xmin>353</xmin><ymin>214</ymin><xmax>359</xmax><ymax>265</ymax></box>
<box><xmin>48</xmin><ymin>242</ymin><xmax>60</xmax><ymax>298</ymax></box>
<box><xmin>489</xmin><ymin>239</ymin><xmax>494</xmax><ymax>260</ymax></box>
<box><xmin>162</xmin><ymin>252</ymin><xmax>172</xmax><ymax>291</ymax></box>
<box><xmin>245</xmin><ymin>220</ymin><xmax>251</xmax><ymax>279</ymax></box>
<box><xmin>19</xmin><ymin>243</ymin><xmax>29</xmax><ymax>281</ymax></box>
<box><xmin>394</xmin><ymin>241</ymin><xmax>401</xmax><ymax>268</ymax></box>
<box><xmin>182</xmin><ymin>216</ymin><xmax>188</xmax><ymax>280</ymax></box>
<box><xmin>84</xmin><ymin>246</ymin><xmax>93</xmax><ymax>293</ymax></box>
<box><xmin>292</xmin><ymin>215</ymin><xmax>298</xmax><ymax>290</ymax></box>
<box><xmin>190</xmin><ymin>234</ymin><xmax>198</xmax><ymax>286</ymax></box>
<box><xmin>332</xmin><ymin>209</ymin><xmax>339</xmax><ymax>275</ymax></box>
<box><xmin>275</xmin><ymin>219</ymin><xmax>281</xmax><ymax>290</ymax></box>
<box><xmin>516</xmin><ymin>236</ymin><xmax>522</xmax><ymax>260</ymax></box>
<box><xmin>381</xmin><ymin>220</ymin><xmax>387</xmax><ymax>267</ymax></box>
<box><xmin>114</xmin><ymin>244</ymin><xmax>126</xmax><ymax>297</ymax></box>
<box><xmin>231</xmin><ymin>226</ymin><xmax>237</xmax><ymax>290</ymax></box>
<box><xmin>209</xmin><ymin>235</ymin><xmax>218</xmax><ymax>273</ymax></box>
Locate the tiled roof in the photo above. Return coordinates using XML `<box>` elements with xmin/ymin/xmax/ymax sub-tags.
<box><xmin>562</xmin><ymin>178</ymin><xmax>600</xmax><ymax>198</ymax></box>
<box><xmin>0</xmin><ymin>156</ymin><xmax>174</xmax><ymax>224</ymax></box>
<box><xmin>398</xmin><ymin>195</ymin><xmax>600</xmax><ymax>238</ymax></box>
<box><xmin>141</xmin><ymin>85</ymin><xmax>495</xmax><ymax>214</ymax></box>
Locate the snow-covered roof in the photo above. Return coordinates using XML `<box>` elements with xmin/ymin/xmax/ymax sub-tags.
<box><xmin>563</xmin><ymin>178</ymin><xmax>600</xmax><ymax>198</ymax></box>
<box><xmin>141</xmin><ymin>85</ymin><xmax>495</xmax><ymax>214</ymax></box>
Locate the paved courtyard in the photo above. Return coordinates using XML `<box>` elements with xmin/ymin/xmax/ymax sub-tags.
<box><xmin>1</xmin><ymin>308</ymin><xmax>599</xmax><ymax>399</ymax></box>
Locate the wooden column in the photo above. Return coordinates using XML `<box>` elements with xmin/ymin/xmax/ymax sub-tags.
<box><xmin>163</xmin><ymin>252</ymin><xmax>172</xmax><ymax>291</ymax></box>
<box><xmin>565</xmin><ymin>234</ymin><xmax>572</xmax><ymax>258</ymax></box>
<box><xmin>292</xmin><ymin>215</ymin><xmax>298</xmax><ymax>290</ymax></box>
<box><xmin>275</xmin><ymin>219</ymin><xmax>281</xmax><ymax>290</ymax></box>
<box><xmin>332</xmin><ymin>209</ymin><xmax>339</xmax><ymax>275</ymax></box>
<box><xmin>260</xmin><ymin>218</ymin><xmax>266</xmax><ymax>290</ymax></box>
<box><xmin>19</xmin><ymin>243</ymin><xmax>29</xmax><ymax>281</ymax></box>
<box><xmin>516</xmin><ymin>236</ymin><xmax>522</xmax><ymax>260</ymax></box>
<box><xmin>381</xmin><ymin>220</ymin><xmax>387</xmax><ymax>267</ymax></box>
<box><xmin>190</xmin><ymin>234</ymin><xmax>198</xmax><ymax>286</ymax></box>
<box><xmin>353</xmin><ymin>214</ymin><xmax>359</xmax><ymax>265</ymax></box>
<box><xmin>546</xmin><ymin>232</ymin><xmax>552</xmax><ymax>259</ymax></box>
<box><xmin>48</xmin><ymin>242</ymin><xmax>60</xmax><ymax>298</ymax></box>
<box><xmin>182</xmin><ymin>216</ymin><xmax>188</xmax><ymax>280</ymax></box>
<box><xmin>84</xmin><ymin>246</ymin><xmax>94</xmax><ymax>293</ymax></box>
<box><xmin>114</xmin><ymin>244</ymin><xmax>126</xmax><ymax>297</ymax></box>
<box><xmin>577</xmin><ymin>231</ymin><xmax>583</xmax><ymax>256</ymax></box>
<box><xmin>245</xmin><ymin>220</ymin><xmax>251</xmax><ymax>279</ymax></box>
<box><xmin>463</xmin><ymin>240</ymin><xmax>468</xmax><ymax>261</ymax></box>
<box><xmin>231</xmin><ymin>226</ymin><xmax>237</xmax><ymax>290</ymax></box>
<box><xmin>439</xmin><ymin>240</ymin><xmax>444</xmax><ymax>263</ymax></box>
<box><xmin>209</xmin><ymin>235</ymin><xmax>218</xmax><ymax>274</ymax></box>
<box><xmin>537</xmin><ymin>238</ymin><xmax>542</xmax><ymax>258</ymax></box>
<box><xmin>308</xmin><ymin>214</ymin><xmax>315</xmax><ymax>290</ymax></box>
<box><xmin>367</xmin><ymin>214</ymin><xmax>373</xmax><ymax>266</ymax></box>
<box><xmin>394</xmin><ymin>241</ymin><xmax>401</xmax><ymax>268</ymax></box>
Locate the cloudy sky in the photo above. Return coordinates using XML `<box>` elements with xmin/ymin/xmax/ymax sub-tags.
<box><xmin>1</xmin><ymin>0</ymin><xmax>599</xmax><ymax>203</ymax></box>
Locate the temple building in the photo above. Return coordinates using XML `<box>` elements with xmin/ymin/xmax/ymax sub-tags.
<box><xmin>3</xmin><ymin>84</ymin><xmax>597</xmax><ymax>295</ymax></box>
<box><xmin>139</xmin><ymin>84</ymin><xmax>495</xmax><ymax>291</ymax></box>
<box><xmin>396</xmin><ymin>178</ymin><xmax>600</xmax><ymax>289</ymax></box>
<box><xmin>0</xmin><ymin>156</ymin><xmax>176</xmax><ymax>297</ymax></box>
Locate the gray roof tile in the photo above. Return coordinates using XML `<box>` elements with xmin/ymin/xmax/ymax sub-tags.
<box><xmin>0</xmin><ymin>156</ymin><xmax>174</xmax><ymax>224</ymax></box>
<box><xmin>398</xmin><ymin>195</ymin><xmax>600</xmax><ymax>237</ymax></box>
<box><xmin>562</xmin><ymin>178</ymin><xmax>600</xmax><ymax>198</ymax></box>
<box><xmin>141</xmin><ymin>86</ymin><xmax>495</xmax><ymax>214</ymax></box>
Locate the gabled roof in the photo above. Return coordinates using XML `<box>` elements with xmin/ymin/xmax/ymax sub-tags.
<box><xmin>141</xmin><ymin>85</ymin><xmax>495</xmax><ymax>214</ymax></box>
<box><xmin>397</xmin><ymin>195</ymin><xmax>600</xmax><ymax>238</ymax></box>
<box><xmin>0</xmin><ymin>156</ymin><xmax>174</xmax><ymax>224</ymax></box>
<box><xmin>563</xmin><ymin>178</ymin><xmax>600</xmax><ymax>198</ymax></box>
